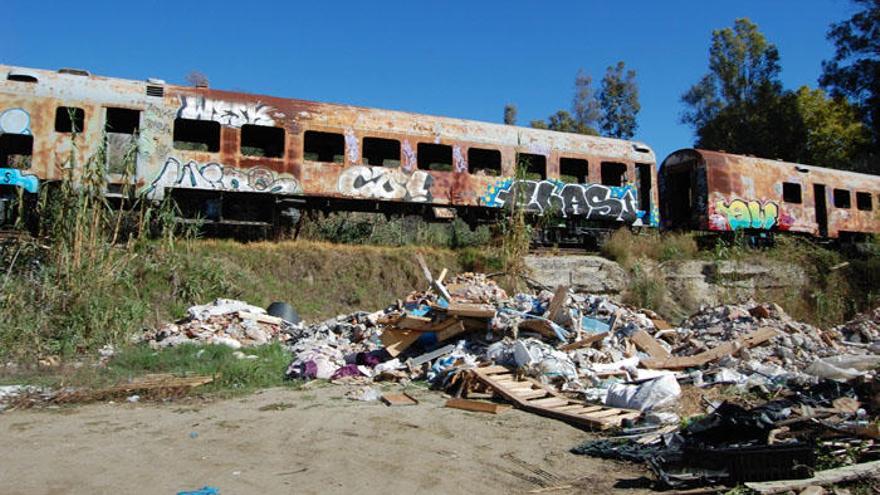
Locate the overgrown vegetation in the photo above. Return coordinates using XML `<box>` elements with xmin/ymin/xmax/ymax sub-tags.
<box><xmin>297</xmin><ymin>211</ymin><xmax>492</xmax><ymax>249</ymax></box>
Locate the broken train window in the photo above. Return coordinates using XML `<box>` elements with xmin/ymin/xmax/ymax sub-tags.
<box><xmin>241</xmin><ymin>124</ymin><xmax>285</xmax><ymax>158</ymax></box>
<box><xmin>0</xmin><ymin>134</ymin><xmax>33</xmax><ymax>169</ymax></box>
<box><xmin>417</xmin><ymin>143</ymin><xmax>452</xmax><ymax>171</ymax></box>
<box><xmin>559</xmin><ymin>157</ymin><xmax>588</xmax><ymax>183</ymax></box>
<box><xmin>516</xmin><ymin>153</ymin><xmax>546</xmax><ymax>180</ymax></box>
<box><xmin>303</xmin><ymin>131</ymin><xmax>345</xmax><ymax>163</ymax></box>
<box><xmin>55</xmin><ymin>106</ymin><xmax>84</xmax><ymax>133</ymax></box>
<box><xmin>468</xmin><ymin>147</ymin><xmax>501</xmax><ymax>176</ymax></box>
<box><xmin>173</xmin><ymin>118</ymin><xmax>220</xmax><ymax>152</ymax></box>
<box><xmin>362</xmin><ymin>137</ymin><xmax>400</xmax><ymax>167</ymax></box>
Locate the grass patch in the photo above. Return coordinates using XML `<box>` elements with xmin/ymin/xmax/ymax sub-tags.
<box><xmin>0</xmin><ymin>343</ymin><xmax>300</xmax><ymax>397</ymax></box>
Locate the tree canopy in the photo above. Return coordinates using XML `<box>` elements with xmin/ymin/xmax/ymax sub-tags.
<box><xmin>598</xmin><ymin>61</ymin><xmax>641</xmax><ymax>139</ymax></box>
<box><xmin>820</xmin><ymin>0</ymin><xmax>880</xmax><ymax>158</ymax></box>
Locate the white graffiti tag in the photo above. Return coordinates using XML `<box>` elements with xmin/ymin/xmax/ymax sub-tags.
<box><xmin>145</xmin><ymin>157</ymin><xmax>301</xmax><ymax>199</ymax></box>
<box><xmin>337</xmin><ymin>165</ymin><xmax>433</xmax><ymax>202</ymax></box>
<box><xmin>177</xmin><ymin>96</ymin><xmax>275</xmax><ymax>128</ymax></box>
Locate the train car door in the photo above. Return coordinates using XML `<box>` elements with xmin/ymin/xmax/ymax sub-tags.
<box><xmin>814</xmin><ymin>184</ymin><xmax>828</xmax><ymax>237</ymax></box>
<box><xmin>104</xmin><ymin>107</ymin><xmax>141</xmax><ymax>189</ymax></box>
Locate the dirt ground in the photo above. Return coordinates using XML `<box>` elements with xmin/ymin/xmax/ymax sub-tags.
<box><xmin>0</xmin><ymin>384</ymin><xmax>652</xmax><ymax>495</ymax></box>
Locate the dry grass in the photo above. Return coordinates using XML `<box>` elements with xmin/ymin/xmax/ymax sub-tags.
<box><xmin>601</xmin><ymin>229</ymin><xmax>699</xmax><ymax>268</ymax></box>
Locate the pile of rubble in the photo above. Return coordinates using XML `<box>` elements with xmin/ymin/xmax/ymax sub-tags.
<box><xmin>141</xmin><ymin>299</ymin><xmax>292</xmax><ymax>349</ymax></box>
<box><xmin>126</xmin><ymin>262</ymin><xmax>880</xmax><ymax>489</ymax></box>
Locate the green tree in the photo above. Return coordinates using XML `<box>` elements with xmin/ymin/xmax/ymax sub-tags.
<box><xmin>530</xmin><ymin>70</ymin><xmax>599</xmax><ymax>135</ymax></box>
<box><xmin>794</xmin><ymin>86</ymin><xmax>871</xmax><ymax>169</ymax></box>
<box><xmin>681</xmin><ymin>18</ymin><xmax>782</xmax><ymax>130</ymax></box>
<box><xmin>820</xmin><ymin>0</ymin><xmax>880</xmax><ymax>153</ymax></box>
<box><xmin>572</xmin><ymin>69</ymin><xmax>601</xmax><ymax>132</ymax></box>
<box><xmin>503</xmin><ymin>104</ymin><xmax>518</xmax><ymax>125</ymax></box>
<box><xmin>598</xmin><ymin>61</ymin><xmax>641</xmax><ymax>139</ymax></box>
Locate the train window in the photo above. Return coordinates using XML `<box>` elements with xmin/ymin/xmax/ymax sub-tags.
<box><xmin>55</xmin><ymin>107</ymin><xmax>84</xmax><ymax>133</ymax></box>
<box><xmin>601</xmin><ymin>162</ymin><xmax>628</xmax><ymax>186</ymax></box>
<box><xmin>833</xmin><ymin>188</ymin><xmax>851</xmax><ymax>209</ymax></box>
<box><xmin>363</xmin><ymin>137</ymin><xmax>400</xmax><ymax>167</ymax></box>
<box><xmin>468</xmin><ymin>148</ymin><xmax>501</xmax><ymax>176</ymax></box>
<box><xmin>559</xmin><ymin>157</ymin><xmax>588</xmax><ymax>183</ymax></box>
<box><xmin>303</xmin><ymin>131</ymin><xmax>344</xmax><ymax>163</ymax></box>
<box><xmin>516</xmin><ymin>153</ymin><xmax>546</xmax><ymax>180</ymax></box>
<box><xmin>0</xmin><ymin>134</ymin><xmax>33</xmax><ymax>169</ymax></box>
<box><xmin>105</xmin><ymin>108</ymin><xmax>140</xmax><ymax>174</ymax></box>
<box><xmin>7</xmin><ymin>73</ymin><xmax>37</xmax><ymax>83</ymax></box>
<box><xmin>782</xmin><ymin>182</ymin><xmax>802</xmax><ymax>204</ymax></box>
<box><xmin>173</xmin><ymin>118</ymin><xmax>220</xmax><ymax>152</ymax></box>
<box><xmin>105</xmin><ymin>108</ymin><xmax>140</xmax><ymax>134</ymax></box>
<box><xmin>417</xmin><ymin>143</ymin><xmax>452</xmax><ymax>172</ymax></box>
<box><xmin>857</xmin><ymin>192</ymin><xmax>873</xmax><ymax>211</ymax></box>
<box><xmin>240</xmin><ymin>124</ymin><xmax>285</xmax><ymax>158</ymax></box>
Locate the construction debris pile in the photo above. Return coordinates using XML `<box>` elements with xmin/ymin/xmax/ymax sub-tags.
<box><xmin>130</xmin><ymin>259</ymin><xmax>880</xmax><ymax>489</ymax></box>
<box><xmin>141</xmin><ymin>299</ymin><xmax>292</xmax><ymax>349</ymax></box>
<box><xmin>574</xmin><ymin>379</ymin><xmax>880</xmax><ymax>491</ymax></box>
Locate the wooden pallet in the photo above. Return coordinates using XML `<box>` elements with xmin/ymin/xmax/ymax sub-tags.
<box><xmin>469</xmin><ymin>365</ymin><xmax>640</xmax><ymax>430</ymax></box>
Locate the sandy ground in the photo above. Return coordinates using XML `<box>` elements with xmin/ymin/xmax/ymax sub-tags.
<box><xmin>0</xmin><ymin>384</ymin><xmax>652</xmax><ymax>495</ymax></box>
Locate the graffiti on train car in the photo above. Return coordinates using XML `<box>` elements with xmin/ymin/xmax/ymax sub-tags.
<box><xmin>0</xmin><ymin>169</ymin><xmax>39</xmax><ymax>193</ymax></box>
<box><xmin>145</xmin><ymin>157</ymin><xmax>301</xmax><ymax>199</ymax></box>
<box><xmin>177</xmin><ymin>96</ymin><xmax>276</xmax><ymax>128</ymax></box>
<box><xmin>337</xmin><ymin>165</ymin><xmax>434</xmax><ymax>202</ymax></box>
<box><xmin>0</xmin><ymin>108</ymin><xmax>31</xmax><ymax>135</ymax></box>
<box><xmin>709</xmin><ymin>198</ymin><xmax>793</xmax><ymax>231</ymax></box>
<box><xmin>481</xmin><ymin>179</ymin><xmax>652</xmax><ymax>225</ymax></box>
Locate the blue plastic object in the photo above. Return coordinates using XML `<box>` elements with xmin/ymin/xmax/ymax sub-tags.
<box><xmin>581</xmin><ymin>316</ymin><xmax>611</xmax><ymax>333</ymax></box>
<box><xmin>177</xmin><ymin>487</ymin><xmax>219</xmax><ymax>495</ymax></box>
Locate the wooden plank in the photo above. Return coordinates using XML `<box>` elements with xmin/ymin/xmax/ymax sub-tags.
<box><xmin>414</xmin><ymin>253</ymin><xmax>433</xmax><ymax>284</ymax></box>
<box><xmin>745</xmin><ymin>460</ymin><xmax>880</xmax><ymax>494</ymax></box>
<box><xmin>580</xmin><ymin>408</ymin><xmax>627</xmax><ymax>419</ymax></box>
<box><xmin>546</xmin><ymin>285</ymin><xmax>569</xmax><ymax>322</ymax></box>
<box><xmin>397</xmin><ymin>315</ymin><xmax>436</xmax><ymax>331</ymax></box>
<box><xmin>445</xmin><ymin>398</ymin><xmax>510</xmax><ymax>414</ymax></box>
<box><xmin>559</xmin><ymin>331</ymin><xmax>608</xmax><ymax>351</ymax></box>
<box><xmin>380</xmin><ymin>327</ymin><xmax>421</xmax><ymax>357</ymax></box>
<box><xmin>519</xmin><ymin>390</ymin><xmax>551</xmax><ymax>400</ymax></box>
<box><xmin>528</xmin><ymin>397</ymin><xmax>569</xmax><ymax>408</ymax></box>
<box><xmin>381</xmin><ymin>393</ymin><xmax>419</xmax><ymax>406</ymax></box>
<box><xmin>441</xmin><ymin>303</ymin><xmax>496</xmax><ymax>319</ymax></box>
<box><xmin>470</xmin><ymin>367</ymin><xmax>638</xmax><ymax>430</ymax></box>
<box><xmin>518</xmin><ymin>319</ymin><xmax>559</xmax><ymax>339</ymax></box>
<box><xmin>629</xmin><ymin>329</ymin><xmax>671</xmax><ymax>359</ymax></box>
<box><xmin>236</xmin><ymin>311</ymin><xmax>283</xmax><ymax>325</ymax></box>
<box><xmin>650</xmin><ymin>317</ymin><xmax>672</xmax><ymax>331</ymax></box>
<box><xmin>434</xmin><ymin>320</ymin><xmax>467</xmax><ymax>342</ymax></box>
<box><xmin>437</xmin><ymin>268</ymin><xmax>448</xmax><ymax>284</ymax></box>
<box><xmin>480</xmin><ymin>366</ymin><xmax>512</xmax><ymax>376</ymax></box>
<box><xmin>642</xmin><ymin>327</ymin><xmax>779</xmax><ymax>370</ymax></box>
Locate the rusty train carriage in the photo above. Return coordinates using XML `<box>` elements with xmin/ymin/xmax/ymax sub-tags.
<box><xmin>0</xmin><ymin>65</ymin><xmax>660</xmax><ymax>231</ymax></box>
<box><xmin>661</xmin><ymin>149</ymin><xmax>880</xmax><ymax>239</ymax></box>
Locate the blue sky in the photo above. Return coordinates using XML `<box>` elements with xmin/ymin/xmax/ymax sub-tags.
<box><xmin>3</xmin><ymin>0</ymin><xmax>858</xmax><ymax>162</ymax></box>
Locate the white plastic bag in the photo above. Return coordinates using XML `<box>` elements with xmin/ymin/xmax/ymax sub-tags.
<box><xmin>605</xmin><ymin>373</ymin><xmax>681</xmax><ymax>411</ymax></box>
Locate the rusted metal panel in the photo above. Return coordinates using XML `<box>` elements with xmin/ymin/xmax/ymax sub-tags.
<box><xmin>0</xmin><ymin>65</ymin><xmax>659</xmax><ymax>227</ymax></box>
<box><xmin>661</xmin><ymin>148</ymin><xmax>880</xmax><ymax>238</ymax></box>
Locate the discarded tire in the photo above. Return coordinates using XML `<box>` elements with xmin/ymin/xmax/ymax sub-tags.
<box><xmin>267</xmin><ymin>302</ymin><xmax>300</xmax><ymax>324</ymax></box>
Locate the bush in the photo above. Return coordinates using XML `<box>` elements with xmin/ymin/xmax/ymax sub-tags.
<box><xmin>602</xmin><ymin>229</ymin><xmax>699</xmax><ymax>268</ymax></box>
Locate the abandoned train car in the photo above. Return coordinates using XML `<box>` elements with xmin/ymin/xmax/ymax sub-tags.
<box><xmin>660</xmin><ymin>149</ymin><xmax>880</xmax><ymax>240</ymax></box>
<box><xmin>0</xmin><ymin>65</ymin><xmax>660</xmax><ymax>236</ymax></box>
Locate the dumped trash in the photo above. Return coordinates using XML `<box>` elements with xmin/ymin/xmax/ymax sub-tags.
<box><xmin>142</xmin><ymin>299</ymin><xmax>293</xmax><ymax>349</ymax></box>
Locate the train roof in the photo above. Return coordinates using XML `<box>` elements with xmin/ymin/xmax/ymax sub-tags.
<box><xmin>0</xmin><ymin>64</ymin><xmax>656</xmax><ymax>163</ymax></box>
<box><xmin>663</xmin><ymin>148</ymin><xmax>880</xmax><ymax>182</ymax></box>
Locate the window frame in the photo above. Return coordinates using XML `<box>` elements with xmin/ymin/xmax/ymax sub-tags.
<box><xmin>833</xmin><ymin>188</ymin><xmax>852</xmax><ymax>209</ymax></box>
<box><xmin>856</xmin><ymin>191</ymin><xmax>873</xmax><ymax>211</ymax></box>
<box><xmin>416</xmin><ymin>142</ymin><xmax>453</xmax><ymax>172</ymax></box>
<box><xmin>559</xmin><ymin>156</ymin><xmax>589</xmax><ymax>184</ymax></box>
<box><xmin>467</xmin><ymin>147</ymin><xmax>502</xmax><ymax>176</ymax></box>
<box><xmin>172</xmin><ymin>117</ymin><xmax>221</xmax><ymax>153</ymax></box>
<box><xmin>239</xmin><ymin>124</ymin><xmax>286</xmax><ymax>159</ymax></box>
<box><xmin>515</xmin><ymin>152</ymin><xmax>547</xmax><ymax>181</ymax></box>
<box><xmin>782</xmin><ymin>182</ymin><xmax>802</xmax><ymax>204</ymax></box>
<box><xmin>54</xmin><ymin>106</ymin><xmax>85</xmax><ymax>133</ymax></box>
<box><xmin>303</xmin><ymin>130</ymin><xmax>346</xmax><ymax>164</ymax></box>
<box><xmin>362</xmin><ymin>136</ymin><xmax>401</xmax><ymax>168</ymax></box>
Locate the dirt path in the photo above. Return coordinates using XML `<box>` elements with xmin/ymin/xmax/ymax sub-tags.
<box><xmin>0</xmin><ymin>385</ymin><xmax>650</xmax><ymax>494</ymax></box>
